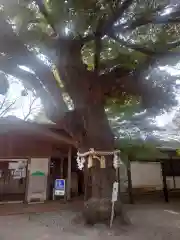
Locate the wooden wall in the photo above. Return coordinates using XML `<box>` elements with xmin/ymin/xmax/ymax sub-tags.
<box><xmin>0</xmin><ymin>133</ymin><xmax>57</xmax><ymax>158</ymax></box>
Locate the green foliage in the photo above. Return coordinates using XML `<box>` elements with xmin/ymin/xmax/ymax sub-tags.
<box><xmin>1</xmin><ymin>0</ymin><xmax>180</xmax><ymax>141</ymax></box>
<box><xmin>3</xmin><ymin>0</ymin><xmax>180</xmax><ymax>74</ymax></box>
<box><xmin>4</xmin><ymin>0</ymin><xmax>179</xmax><ymax>67</ymax></box>
<box><xmin>116</xmin><ymin>138</ymin><xmax>168</xmax><ymax>160</ymax></box>
<box><xmin>106</xmin><ymin>96</ymin><xmax>141</xmax><ymax>122</ymax></box>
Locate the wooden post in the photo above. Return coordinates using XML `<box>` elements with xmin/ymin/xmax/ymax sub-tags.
<box><xmin>84</xmin><ymin>160</ymin><xmax>88</xmax><ymax>201</ymax></box>
<box><xmin>170</xmin><ymin>157</ymin><xmax>176</xmax><ymax>189</ymax></box>
<box><xmin>117</xmin><ymin>167</ymin><xmax>121</xmax><ymax>201</ymax></box>
<box><xmin>127</xmin><ymin>158</ymin><xmax>134</xmax><ymax>204</ymax></box>
<box><xmin>60</xmin><ymin>157</ymin><xmax>64</xmax><ymax>178</ymax></box>
<box><xmin>161</xmin><ymin>161</ymin><xmax>169</xmax><ymax>202</ymax></box>
<box><xmin>67</xmin><ymin>147</ymin><xmax>72</xmax><ymax>201</ymax></box>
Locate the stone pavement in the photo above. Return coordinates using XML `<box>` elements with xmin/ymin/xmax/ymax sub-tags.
<box><xmin>0</xmin><ymin>214</ymin><xmax>113</xmax><ymax>240</ymax></box>
<box><xmin>1</xmin><ymin>202</ymin><xmax>180</xmax><ymax>239</ymax></box>
<box><xmin>0</xmin><ymin>201</ymin><xmax>68</xmax><ymax>216</ymax></box>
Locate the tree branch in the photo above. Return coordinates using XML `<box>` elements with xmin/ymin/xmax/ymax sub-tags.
<box><xmin>94</xmin><ymin>36</ymin><xmax>101</xmax><ymax>72</ymax></box>
<box><xmin>56</xmin><ymin>109</ymin><xmax>87</xmax><ymax>145</ymax></box>
<box><xmin>113</xmin><ymin>11</ymin><xmax>180</xmax><ymax>32</ymax></box>
<box><xmin>82</xmin><ymin>16</ymin><xmax>180</xmax><ymax>46</ymax></box>
<box><xmin>108</xmin><ymin>31</ymin><xmax>180</xmax><ymax>55</ymax></box>
<box><xmin>100</xmin><ymin>61</ymin><xmax>177</xmax><ymax>110</ymax></box>
<box><xmin>0</xmin><ymin>96</ymin><xmax>7</xmax><ymax>111</ymax></box>
<box><xmin>0</xmin><ymin>99</ymin><xmax>17</xmax><ymax>117</ymax></box>
<box><xmin>88</xmin><ymin>0</ymin><xmax>134</xmax><ymax>72</ymax></box>
<box><xmin>94</xmin><ymin>18</ymin><xmax>104</xmax><ymax>72</ymax></box>
<box><xmin>0</xmin><ymin>55</ymin><xmax>68</xmax><ymax>121</ymax></box>
<box><xmin>100</xmin><ymin>66</ymin><xmax>136</xmax><ymax>97</ymax></box>
<box><xmin>23</xmin><ymin>97</ymin><xmax>37</xmax><ymax>121</ymax></box>
<box><xmin>109</xmin><ymin>32</ymin><xmax>154</xmax><ymax>55</ymax></box>
<box><xmin>82</xmin><ymin>1</ymin><xmax>134</xmax><ymax>41</ymax></box>
<box><xmin>0</xmin><ymin>14</ymin><xmax>68</xmax><ymax>121</ymax></box>
<box><xmin>100</xmin><ymin>0</ymin><xmax>134</xmax><ymax>35</ymax></box>
<box><xmin>34</xmin><ymin>0</ymin><xmax>57</xmax><ymax>36</ymax></box>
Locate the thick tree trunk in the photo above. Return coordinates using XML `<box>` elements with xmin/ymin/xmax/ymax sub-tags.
<box><xmin>57</xmin><ymin>40</ymin><xmax>125</xmax><ymax>225</ymax></box>
<box><xmin>79</xmin><ymin>104</ymin><xmax>125</xmax><ymax>225</ymax></box>
<box><xmin>80</xmin><ymin>103</ymin><xmax>114</xmax><ymax>197</ymax></box>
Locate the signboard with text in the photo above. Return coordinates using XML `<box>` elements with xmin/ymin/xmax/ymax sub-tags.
<box><xmin>112</xmin><ymin>182</ymin><xmax>119</xmax><ymax>202</ymax></box>
<box><xmin>54</xmin><ymin>179</ymin><xmax>65</xmax><ymax>196</ymax></box>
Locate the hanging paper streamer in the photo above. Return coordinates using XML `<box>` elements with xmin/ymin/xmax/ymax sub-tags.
<box><xmin>77</xmin><ymin>155</ymin><xmax>85</xmax><ymax>170</ymax></box>
<box><xmin>88</xmin><ymin>155</ymin><xmax>93</xmax><ymax>168</ymax></box>
<box><xmin>113</xmin><ymin>152</ymin><xmax>121</xmax><ymax>169</ymax></box>
<box><xmin>76</xmin><ymin>149</ymin><xmax>120</xmax><ymax>170</ymax></box>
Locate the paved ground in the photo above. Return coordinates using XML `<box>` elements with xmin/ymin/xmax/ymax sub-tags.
<box><xmin>0</xmin><ymin>202</ymin><xmax>180</xmax><ymax>239</ymax></box>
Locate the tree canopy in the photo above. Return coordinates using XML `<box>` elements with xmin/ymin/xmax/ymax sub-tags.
<box><xmin>1</xmin><ymin>0</ymin><xmax>180</xmax><ymax>144</ymax></box>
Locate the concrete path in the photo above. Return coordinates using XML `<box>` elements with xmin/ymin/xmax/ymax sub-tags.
<box><xmin>0</xmin><ymin>203</ymin><xmax>180</xmax><ymax>239</ymax></box>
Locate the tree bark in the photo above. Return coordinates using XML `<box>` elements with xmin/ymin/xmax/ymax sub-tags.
<box><xmin>56</xmin><ymin>39</ymin><xmax>125</xmax><ymax>225</ymax></box>
<box><xmin>80</xmin><ymin>105</ymin><xmax>117</xmax><ymax>225</ymax></box>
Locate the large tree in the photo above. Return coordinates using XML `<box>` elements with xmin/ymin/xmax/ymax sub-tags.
<box><xmin>1</xmin><ymin>0</ymin><xmax>180</xmax><ymax>223</ymax></box>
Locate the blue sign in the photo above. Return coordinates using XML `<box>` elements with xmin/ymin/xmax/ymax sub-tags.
<box><xmin>55</xmin><ymin>179</ymin><xmax>65</xmax><ymax>191</ymax></box>
<box><xmin>54</xmin><ymin>179</ymin><xmax>65</xmax><ymax>196</ymax></box>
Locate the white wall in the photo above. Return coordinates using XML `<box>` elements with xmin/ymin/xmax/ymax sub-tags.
<box><xmin>166</xmin><ymin>177</ymin><xmax>180</xmax><ymax>189</ymax></box>
<box><xmin>121</xmin><ymin>162</ymin><xmax>180</xmax><ymax>191</ymax></box>
<box><xmin>131</xmin><ymin>162</ymin><xmax>163</xmax><ymax>190</ymax></box>
<box><xmin>27</xmin><ymin>158</ymin><xmax>49</xmax><ymax>202</ymax></box>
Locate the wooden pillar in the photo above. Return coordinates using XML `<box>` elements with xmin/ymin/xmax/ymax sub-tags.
<box><xmin>116</xmin><ymin>164</ymin><xmax>121</xmax><ymax>201</ymax></box>
<box><xmin>170</xmin><ymin>157</ymin><xmax>176</xmax><ymax>189</ymax></box>
<box><xmin>60</xmin><ymin>157</ymin><xmax>64</xmax><ymax>178</ymax></box>
<box><xmin>67</xmin><ymin>147</ymin><xmax>72</xmax><ymax>201</ymax></box>
<box><xmin>84</xmin><ymin>161</ymin><xmax>88</xmax><ymax>201</ymax></box>
<box><xmin>127</xmin><ymin>158</ymin><xmax>134</xmax><ymax>204</ymax></box>
<box><xmin>161</xmin><ymin>161</ymin><xmax>169</xmax><ymax>202</ymax></box>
